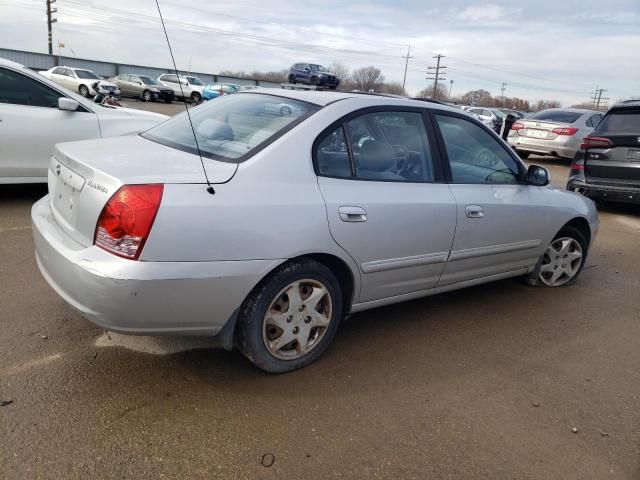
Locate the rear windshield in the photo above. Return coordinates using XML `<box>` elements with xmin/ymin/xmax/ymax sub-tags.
<box><xmin>595</xmin><ymin>108</ymin><xmax>640</xmax><ymax>133</ymax></box>
<box><xmin>142</xmin><ymin>93</ymin><xmax>319</xmax><ymax>162</ymax></box>
<box><xmin>528</xmin><ymin>110</ymin><xmax>582</xmax><ymax>123</ymax></box>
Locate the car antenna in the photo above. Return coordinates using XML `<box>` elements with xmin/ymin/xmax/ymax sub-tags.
<box><xmin>154</xmin><ymin>0</ymin><xmax>215</xmax><ymax>195</ymax></box>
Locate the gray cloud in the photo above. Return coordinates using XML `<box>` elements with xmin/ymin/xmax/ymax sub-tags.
<box><xmin>0</xmin><ymin>0</ymin><xmax>637</xmax><ymax>104</ymax></box>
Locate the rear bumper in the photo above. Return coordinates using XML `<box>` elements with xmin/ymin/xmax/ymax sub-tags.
<box><xmin>32</xmin><ymin>195</ymin><xmax>283</xmax><ymax>336</ymax></box>
<box><xmin>567</xmin><ymin>179</ymin><xmax>640</xmax><ymax>205</ymax></box>
<box><xmin>508</xmin><ymin>134</ymin><xmax>579</xmax><ymax>158</ymax></box>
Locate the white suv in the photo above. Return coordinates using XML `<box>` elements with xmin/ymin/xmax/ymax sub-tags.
<box><xmin>39</xmin><ymin>66</ymin><xmax>120</xmax><ymax>98</ymax></box>
<box><xmin>157</xmin><ymin>73</ymin><xmax>205</xmax><ymax>103</ymax></box>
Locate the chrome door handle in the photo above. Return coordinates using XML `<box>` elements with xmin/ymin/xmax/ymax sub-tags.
<box><xmin>465</xmin><ymin>205</ymin><xmax>484</xmax><ymax>218</ymax></box>
<box><xmin>339</xmin><ymin>206</ymin><xmax>367</xmax><ymax>222</ymax></box>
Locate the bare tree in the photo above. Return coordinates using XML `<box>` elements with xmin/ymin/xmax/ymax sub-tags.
<box><xmin>417</xmin><ymin>82</ymin><xmax>449</xmax><ymax>100</ymax></box>
<box><xmin>351</xmin><ymin>66</ymin><xmax>385</xmax><ymax>92</ymax></box>
<box><xmin>460</xmin><ymin>89</ymin><xmax>492</xmax><ymax>105</ymax></box>
<box><xmin>379</xmin><ymin>81</ymin><xmax>406</xmax><ymax>96</ymax></box>
<box><xmin>329</xmin><ymin>62</ymin><xmax>350</xmax><ymax>81</ymax></box>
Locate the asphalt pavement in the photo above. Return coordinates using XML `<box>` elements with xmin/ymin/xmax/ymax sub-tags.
<box><xmin>1</xmin><ymin>109</ymin><xmax>639</xmax><ymax>478</ymax></box>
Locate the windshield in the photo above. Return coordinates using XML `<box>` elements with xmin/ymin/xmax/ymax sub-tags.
<box><xmin>185</xmin><ymin>76</ymin><xmax>204</xmax><ymax>86</ymax></box>
<box><xmin>309</xmin><ymin>64</ymin><xmax>328</xmax><ymax>72</ymax></box>
<box><xmin>75</xmin><ymin>70</ymin><xmax>100</xmax><ymax>79</ymax></box>
<box><xmin>491</xmin><ymin>109</ymin><xmax>506</xmax><ymax>119</ymax></box>
<box><xmin>142</xmin><ymin>93</ymin><xmax>318</xmax><ymax>162</ymax></box>
<box><xmin>139</xmin><ymin>76</ymin><xmax>156</xmax><ymax>85</ymax></box>
<box><xmin>529</xmin><ymin>110</ymin><xmax>582</xmax><ymax>123</ymax></box>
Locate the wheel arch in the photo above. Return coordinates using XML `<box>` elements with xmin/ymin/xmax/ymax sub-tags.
<box><xmin>561</xmin><ymin>216</ymin><xmax>591</xmax><ymax>248</ymax></box>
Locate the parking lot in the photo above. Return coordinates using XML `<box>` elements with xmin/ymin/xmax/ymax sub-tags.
<box><xmin>1</xmin><ymin>100</ymin><xmax>639</xmax><ymax>479</ymax></box>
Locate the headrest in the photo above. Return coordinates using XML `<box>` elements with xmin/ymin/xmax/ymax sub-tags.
<box><xmin>196</xmin><ymin>119</ymin><xmax>234</xmax><ymax>141</ymax></box>
<box><xmin>358</xmin><ymin>140</ymin><xmax>396</xmax><ymax>172</ymax></box>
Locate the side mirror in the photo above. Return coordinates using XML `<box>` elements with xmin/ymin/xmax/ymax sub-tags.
<box><xmin>58</xmin><ymin>97</ymin><xmax>79</xmax><ymax>111</ymax></box>
<box><xmin>526</xmin><ymin>165</ymin><xmax>550</xmax><ymax>186</ymax></box>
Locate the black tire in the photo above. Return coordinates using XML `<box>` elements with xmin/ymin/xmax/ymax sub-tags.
<box><xmin>236</xmin><ymin>258</ymin><xmax>343</xmax><ymax>373</ymax></box>
<box><xmin>311</xmin><ymin>77</ymin><xmax>319</xmax><ymax>86</ymax></box>
<box><xmin>518</xmin><ymin>151</ymin><xmax>531</xmax><ymax>159</ymax></box>
<box><xmin>524</xmin><ymin>225</ymin><xmax>588</xmax><ymax>287</ymax></box>
<box><xmin>164</xmin><ymin>98</ymin><xmax>173</xmax><ymax>104</ymax></box>
<box><xmin>288</xmin><ymin>74</ymin><xmax>296</xmax><ymax>84</ymax></box>
<box><xmin>191</xmin><ymin>92</ymin><xmax>201</xmax><ymax>104</ymax></box>
<box><xmin>79</xmin><ymin>84</ymin><xmax>90</xmax><ymax>97</ymax></box>
<box><xmin>142</xmin><ymin>89</ymin><xmax>152</xmax><ymax>102</ymax></box>
<box><xmin>329</xmin><ymin>85</ymin><xmax>337</xmax><ymax>90</ymax></box>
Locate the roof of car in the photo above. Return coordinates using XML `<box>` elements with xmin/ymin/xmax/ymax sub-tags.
<box><xmin>537</xmin><ymin>107</ymin><xmax>596</xmax><ymax>114</ymax></box>
<box><xmin>0</xmin><ymin>57</ymin><xmax>31</xmax><ymax>70</ymax></box>
<box><xmin>241</xmin><ymin>87</ymin><xmax>460</xmax><ymax>111</ymax></box>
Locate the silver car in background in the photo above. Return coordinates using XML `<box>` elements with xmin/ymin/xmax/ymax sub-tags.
<box><xmin>111</xmin><ymin>74</ymin><xmax>175</xmax><ymax>103</ymax></box>
<box><xmin>32</xmin><ymin>90</ymin><xmax>598</xmax><ymax>373</ymax></box>
<box><xmin>508</xmin><ymin>108</ymin><xmax>603</xmax><ymax>159</ymax></box>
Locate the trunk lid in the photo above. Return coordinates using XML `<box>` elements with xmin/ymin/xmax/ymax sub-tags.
<box><xmin>48</xmin><ymin>135</ymin><xmax>237</xmax><ymax>247</ymax></box>
<box><xmin>518</xmin><ymin>119</ymin><xmax>567</xmax><ymax>141</ymax></box>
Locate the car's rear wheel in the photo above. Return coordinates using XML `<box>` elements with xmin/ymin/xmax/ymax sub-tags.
<box><xmin>517</xmin><ymin>150</ymin><xmax>530</xmax><ymax>159</ymax></box>
<box><xmin>288</xmin><ymin>74</ymin><xmax>296</xmax><ymax>84</ymax></box>
<box><xmin>525</xmin><ymin>226</ymin><xmax>587</xmax><ymax>287</ymax></box>
<box><xmin>311</xmin><ymin>77</ymin><xmax>319</xmax><ymax>86</ymax></box>
<box><xmin>142</xmin><ymin>89</ymin><xmax>152</xmax><ymax>102</ymax></box>
<box><xmin>164</xmin><ymin>98</ymin><xmax>172</xmax><ymax>104</ymax></box>
<box><xmin>191</xmin><ymin>92</ymin><xmax>201</xmax><ymax>103</ymax></box>
<box><xmin>79</xmin><ymin>84</ymin><xmax>90</xmax><ymax>97</ymax></box>
<box><xmin>236</xmin><ymin>259</ymin><xmax>342</xmax><ymax>373</ymax></box>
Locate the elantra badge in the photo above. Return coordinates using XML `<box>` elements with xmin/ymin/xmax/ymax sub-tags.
<box><xmin>55</xmin><ymin>164</ymin><xmax>61</xmax><ymax>176</ymax></box>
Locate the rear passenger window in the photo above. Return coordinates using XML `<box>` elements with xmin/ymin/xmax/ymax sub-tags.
<box><xmin>436</xmin><ymin>115</ymin><xmax>521</xmax><ymax>185</ymax></box>
<box><xmin>316</xmin><ymin>127</ymin><xmax>351</xmax><ymax>178</ymax></box>
<box><xmin>347</xmin><ymin>112</ymin><xmax>433</xmax><ymax>182</ymax></box>
<box><xmin>315</xmin><ymin>111</ymin><xmax>434</xmax><ymax>182</ymax></box>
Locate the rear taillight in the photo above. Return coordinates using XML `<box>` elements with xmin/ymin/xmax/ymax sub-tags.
<box><xmin>581</xmin><ymin>136</ymin><xmax>613</xmax><ymax>150</ymax></box>
<box><xmin>511</xmin><ymin>122</ymin><xmax>525</xmax><ymax>131</ymax></box>
<box><xmin>570</xmin><ymin>159</ymin><xmax>584</xmax><ymax>173</ymax></box>
<box><xmin>94</xmin><ymin>184</ymin><xmax>164</xmax><ymax>260</ymax></box>
<box><xmin>551</xmin><ymin>127</ymin><xmax>579</xmax><ymax>136</ymax></box>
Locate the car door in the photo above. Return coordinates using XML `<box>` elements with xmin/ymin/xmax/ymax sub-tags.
<box><xmin>315</xmin><ymin>108</ymin><xmax>457</xmax><ymax>303</ymax></box>
<box><xmin>128</xmin><ymin>75</ymin><xmax>143</xmax><ymax>97</ymax></box>
<box><xmin>117</xmin><ymin>75</ymin><xmax>131</xmax><ymax>96</ymax></box>
<box><xmin>48</xmin><ymin>67</ymin><xmax>66</xmax><ymax>86</ymax></box>
<box><xmin>432</xmin><ymin>111</ymin><xmax>550</xmax><ymax>286</ymax></box>
<box><xmin>0</xmin><ymin>66</ymin><xmax>100</xmax><ymax>181</ymax></box>
<box><xmin>62</xmin><ymin>68</ymin><xmax>78</xmax><ymax>90</ymax></box>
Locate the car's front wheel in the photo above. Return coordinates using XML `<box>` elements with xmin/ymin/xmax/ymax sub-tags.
<box><xmin>191</xmin><ymin>92</ymin><xmax>202</xmax><ymax>103</ymax></box>
<box><xmin>236</xmin><ymin>259</ymin><xmax>342</xmax><ymax>373</ymax></box>
<box><xmin>517</xmin><ymin>150</ymin><xmax>530</xmax><ymax>159</ymax></box>
<box><xmin>526</xmin><ymin>226</ymin><xmax>587</xmax><ymax>287</ymax></box>
<box><xmin>142</xmin><ymin>89</ymin><xmax>152</xmax><ymax>102</ymax></box>
<box><xmin>288</xmin><ymin>74</ymin><xmax>296</xmax><ymax>84</ymax></box>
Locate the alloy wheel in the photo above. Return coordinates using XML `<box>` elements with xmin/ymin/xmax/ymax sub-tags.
<box><xmin>538</xmin><ymin>237</ymin><xmax>583</xmax><ymax>287</ymax></box>
<box><xmin>262</xmin><ymin>279</ymin><xmax>333</xmax><ymax>360</ymax></box>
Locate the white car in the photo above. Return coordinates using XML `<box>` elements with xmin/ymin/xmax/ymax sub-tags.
<box><xmin>39</xmin><ymin>66</ymin><xmax>120</xmax><ymax>98</ymax></box>
<box><xmin>0</xmin><ymin>58</ymin><xmax>168</xmax><ymax>183</ymax></box>
<box><xmin>157</xmin><ymin>73</ymin><xmax>205</xmax><ymax>103</ymax></box>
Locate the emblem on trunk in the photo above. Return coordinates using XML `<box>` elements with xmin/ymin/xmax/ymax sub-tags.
<box><xmin>55</xmin><ymin>164</ymin><xmax>61</xmax><ymax>176</ymax></box>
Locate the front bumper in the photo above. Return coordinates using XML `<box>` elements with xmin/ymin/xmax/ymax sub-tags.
<box><xmin>567</xmin><ymin>179</ymin><xmax>640</xmax><ymax>205</ymax></box>
<box><xmin>32</xmin><ymin>195</ymin><xmax>282</xmax><ymax>336</ymax></box>
<box><xmin>508</xmin><ymin>134</ymin><xmax>578</xmax><ymax>159</ymax></box>
<box><xmin>155</xmin><ymin>90</ymin><xmax>174</xmax><ymax>101</ymax></box>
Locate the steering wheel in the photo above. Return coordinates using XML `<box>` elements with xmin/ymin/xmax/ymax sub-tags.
<box><xmin>473</xmin><ymin>148</ymin><xmax>499</xmax><ymax>168</ymax></box>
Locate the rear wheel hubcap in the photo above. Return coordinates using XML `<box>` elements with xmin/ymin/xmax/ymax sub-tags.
<box><xmin>539</xmin><ymin>237</ymin><xmax>583</xmax><ymax>286</ymax></box>
<box><xmin>263</xmin><ymin>279</ymin><xmax>332</xmax><ymax>360</ymax></box>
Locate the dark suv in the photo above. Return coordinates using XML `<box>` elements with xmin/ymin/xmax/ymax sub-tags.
<box><xmin>288</xmin><ymin>63</ymin><xmax>340</xmax><ymax>89</ymax></box>
<box><xmin>567</xmin><ymin>102</ymin><xmax>640</xmax><ymax>204</ymax></box>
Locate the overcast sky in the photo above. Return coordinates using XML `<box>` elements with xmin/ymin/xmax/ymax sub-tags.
<box><xmin>0</xmin><ymin>0</ymin><xmax>638</xmax><ymax>105</ymax></box>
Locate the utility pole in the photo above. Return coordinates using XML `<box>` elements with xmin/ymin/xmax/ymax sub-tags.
<box><xmin>500</xmin><ymin>82</ymin><xmax>507</xmax><ymax>106</ymax></box>
<box><xmin>426</xmin><ymin>54</ymin><xmax>446</xmax><ymax>100</ymax></box>
<box><xmin>590</xmin><ymin>87</ymin><xmax>608</xmax><ymax>110</ymax></box>
<box><xmin>46</xmin><ymin>0</ymin><xmax>57</xmax><ymax>56</ymax></box>
<box><xmin>401</xmin><ymin>46</ymin><xmax>413</xmax><ymax>92</ymax></box>
<box><xmin>449</xmin><ymin>79</ymin><xmax>454</xmax><ymax>99</ymax></box>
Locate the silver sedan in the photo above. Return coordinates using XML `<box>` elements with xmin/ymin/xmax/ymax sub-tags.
<box><xmin>508</xmin><ymin>108</ymin><xmax>604</xmax><ymax>159</ymax></box>
<box><xmin>32</xmin><ymin>90</ymin><xmax>598</xmax><ymax>372</ymax></box>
